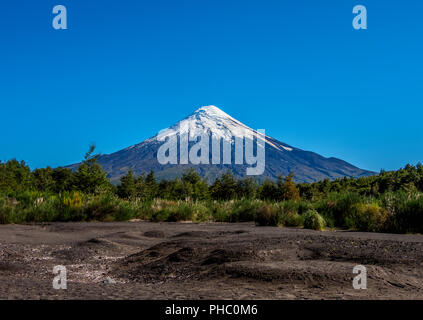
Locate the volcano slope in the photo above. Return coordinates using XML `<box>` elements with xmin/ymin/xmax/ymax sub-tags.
<box><xmin>67</xmin><ymin>106</ymin><xmax>374</xmax><ymax>183</ymax></box>
<box><xmin>0</xmin><ymin>221</ymin><xmax>422</xmax><ymax>299</ymax></box>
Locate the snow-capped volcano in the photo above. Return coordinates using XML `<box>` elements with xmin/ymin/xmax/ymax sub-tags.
<box><xmin>164</xmin><ymin>105</ymin><xmax>262</xmax><ymax>142</ymax></box>
<box><xmin>68</xmin><ymin>105</ymin><xmax>374</xmax><ymax>183</ymax></box>
<box><xmin>148</xmin><ymin>105</ymin><xmax>293</xmax><ymax>152</ymax></box>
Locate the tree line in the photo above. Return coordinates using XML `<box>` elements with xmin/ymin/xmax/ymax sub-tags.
<box><xmin>1</xmin><ymin>146</ymin><xmax>423</xmax><ymax>202</ymax></box>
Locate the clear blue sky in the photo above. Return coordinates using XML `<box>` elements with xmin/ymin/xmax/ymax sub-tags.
<box><xmin>1</xmin><ymin>0</ymin><xmax>422</xmax><ymax>172</ymax></box>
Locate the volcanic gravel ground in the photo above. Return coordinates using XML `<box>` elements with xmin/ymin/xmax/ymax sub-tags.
<box><xmin>0</xmin><ymin>221</ymin><xmax>422</xmax><ymax>299</ymax></box>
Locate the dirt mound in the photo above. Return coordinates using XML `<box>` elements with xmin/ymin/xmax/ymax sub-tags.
<box><xmin>79</xmin><ymin>238</ymin><xmax>121</xmax><ymax>249</ymax></box>
<box><xmin>201</xmin><ymin>249</ymin><xmax>252</xmax><ymax>265</ymax></box>
<box><xmin>143</xmin><ymin>230</ymin><xmax>166</xmax><ymax>238</ymax></box>
<box><xmin>214</xmin><ymin>230</ymin><xmax>250</xmax><ymax>237</ymax></box>
<box><xmin>0</xmin><ymin>262</ymin><xmax>26</xmax><ymax>273</ymax></box>
<box><xmin>112</xmin><ymin>237</ymin><xmax>349</xmax><ymax>286</ymax></box>
<box><xmin>220</xmin><ymin>261</ymin><xmax>354</xmax><ymax>286</ymax></box>
<box><xmin>112</xmin><ymin>233</ymin><xmax>143</xmax><ymax>240</ymax></box>
<box><xmin>167</xmin><ymin>247</ymin><xmax>196</xmax><ymax>262</ymax></box>
<box><xmin>171</xmin><ymin>230</ymin><xmax>249</xmax><ymax>239</ymax></box>
<box><xmin>43</xmin><ymin>223</ymin><xmax>81</xmax><ymax>233</ymax></box>
<box><xmin>298</xmin><ymin>237</ymin><xmax>423</xmax><ymax>266</ymax></box>
<box><xmin>112</xmin><ymin>241</ymin><xmax>201</xmax><ymax>282</ymax></box>
<box><xmin>112</xmin><ymin>238</ymin><xmax>262</xmax><ymax>283</ymax></box>
<box><xmin>53</xmin><ymin>238</ymin><xmax>128</xmax><ymax>261</ymax></box>
<box><xmin>171</xmin><ymin>231</ymin><xmax>210</xmax><ymax>238</ymax></box>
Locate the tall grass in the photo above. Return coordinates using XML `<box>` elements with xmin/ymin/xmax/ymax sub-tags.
<box><xmin>381</xmin><ymin>192</ymin><xmax>423</xmax><ymax>233</ymax></box>
<box><xmin>314</xmin><ymin>192</ymin><xmax>364</xmax><ymax>228</ymax></box>
<box><xmin>0</xmin><ymin>191</ymin><xmax>422</xmax><ymax>234</ymax></box>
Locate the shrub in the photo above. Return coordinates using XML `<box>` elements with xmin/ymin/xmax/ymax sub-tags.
<box><xmin>0</xmin><ymin>197</ymin><xmax>13</xmax><ymax>224</ymax></box>
<box><xmin>63</xmin><ymin>191</ymin><xmax>83</xmax><ymax>210</ymax></box>
<box><xmin>303</xmin><ymin>209</ymin><xmax>325</xmax><ymax>231</ymax></box>
<box><xmin>297</xmin><ymin>200</ymin><xmax>313</xmax><ymax>215</ymax></box>
<box><xmin>22</xmin><ymin>198</ymin><xmax>58</xmax><ymax>222</ymax></box>
<box><xmin>83</xmin><ymin>193</ymin><xmax>125</xmax><ymax>221</ymax></box>
<box><xmin>275</xmin><ymin>201</ymin><xmax>303</xmax><ymax>227</ymax></box>
<box><xmin>210</xmin><ymin>202</ymin><xmax>228</xmax><ymax>222</ymax></box>
<box><xmin>387</xmin><ymin>193</ymin><xmax>423</xmax><ymax>233</ymax></box>
<box><xmin>315</xmin><ymin>192</ymin><xmax>363</xmax><ymax>228</ymax></box>
<box><xmin>282</xmin><ymin>212</ymin><xmax>304</xmax><ymax>227</ymax></box>
<box><xmin>280</xmin><ymin>200</ymin><xmax>299</xmax><ymax>215</ymax></box>
<box><xmin>192</xmin><ymin>202</ymin><xmax>212</xmax><ymax>222</ymax></box>
<box><xmin>228</xmin><ymin>199</ymin><xmax>261</xmax><ymax>222</ymax></box>
<box><xmin>348</xmin><ymin>203</ymin><xmax>387</xmax><ymax>232</ymax></box>
<box><xmin>113</xmin><ymin>201</ymin><xmax>139</xmax><ymax>221</ymax></box>
<box><xmin>167</xmin><ymin>202</ymin><xmax>195</xmax><ymax>221</ymax></box>
<box><xmin>14</xmin><ymin>191</ymin><xmax>43</xmax><ymax>208</ymax></box>
<box><xmin>255</xmin><ymin>204</ymin><xmax>279</xmax><ymax>226</ymax></box>
<box><xmin>151</xmin><ymin>201</ymin><xmax>197</xmax><ymax>222</ymax></box>
<box><xmin>136</xmin><ymin>199</ymin><xmax>154</xmax><ymax>220</ymax></box>
<box><xmin>151</xmin><ymin>207</ymin><xmax>171</xmax><ymax>222</ymax></box>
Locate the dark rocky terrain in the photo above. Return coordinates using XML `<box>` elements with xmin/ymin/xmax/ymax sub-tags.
<box><xmin>0</xmin><ymin>221</ymin><xmax>422</xmax><ymax>300</ymax></box>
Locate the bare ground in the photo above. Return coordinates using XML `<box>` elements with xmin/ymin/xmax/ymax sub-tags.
<box><xmin>0</xmin><ymin>221</ymin><xmax>422</xmax><ymax>300</ymax></box>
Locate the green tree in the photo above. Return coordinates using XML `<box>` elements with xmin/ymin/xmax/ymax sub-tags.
<box><xmin>181</xmin><ymin>169</ymin><xmax>209</xmax><ymax>200</ymax></box>
<box><xmin>279</xmin><ymin>172</ymin><xmax>300</xmax><ymax>201</ymax></box>
<box><xmin>117</xmin><ymin>169</ymin><xmax>136</xmax><ymax>198</ymax></box>
<box><xmin>299</xmin><ymin>183</ymin><xmax>314</xmax><ymax>200</ymax></box>
<box><xmin>144</xmin><ymin>171</ymin><xmax>158</xmax><ymax>199</ymax></box>
<box><xmin>33</xmin><ymin>167</ymin><xmax>55</xmax><ymax>192</ymax></box>
<box><xmin>237</xmin><ymin>177</ymin><xmax>258</xmax><ymax>199</ymax></box>
<box><xmin>73</xmin><ymin>145</ymin><xmax>111</xmax><ymax>194</ymax></box>
<box><xmin>258</xmin><ymin>179</ymin><xmax>278</xmax><ymax>200</ymax></box>
<box><xmin>0</xmin><ymin>159</ymin><xmax>34</xmax><ymax>194</ymax></box>
<box><xmin>210</xmin><ymin>170</ymin><xmax>238</xmax><ymax>200</ymax></box>
<box><xmin>133</xmin><ymin>173</ymin><xmax>148</xmax><ymax>199</ymax></box>
<box><xmin>51</xmin><ymin>167</ymin><xmax>74</xmax><ymax>193</ymax></box>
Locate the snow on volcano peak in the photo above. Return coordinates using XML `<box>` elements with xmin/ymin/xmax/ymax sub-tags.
<box><xmin>193</xmin><ymin>105</ymin><xmax>233</xmax><ymax>118</ymax></box>
<box><xmin>153</xmin><ymin>105</ymin><xmax>288</xmax><ymax>152</ymax></box>
<box><xmin>162</xmin><ymin>105</ymin><xmax>257</xmax><ymax>142</ymax></box>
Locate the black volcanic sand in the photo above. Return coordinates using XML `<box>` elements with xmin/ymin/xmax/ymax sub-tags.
<box><xmin>0</xmin><ymin>221</ymin><xmax>422</xmax><ymax>299</ymax></box>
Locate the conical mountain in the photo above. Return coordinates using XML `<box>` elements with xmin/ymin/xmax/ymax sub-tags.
<box><xmin>69</xmin><ymin>105</ymin><xmax>374</xmax><ymax>183</ymax></box>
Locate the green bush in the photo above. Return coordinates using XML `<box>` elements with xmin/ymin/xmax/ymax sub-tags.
<box><xmin>192</xmin><ymin>202</ymin><xmax>212</xmax><ymax>222</ymax></box>
<box><xmin>22</xmin><ymin>199</ymin><xmax>57</xmax><ymax>222</ymax></box>
<box><xmin>348</xmin><ymin>202</ymin><xmax>387</xmax><ymax>232</ymax></box>
<box><xmin>113</xmin><ymin>201</ymin><xmax>139</xmax><ymax>221</ymax></box>
<box><xmin>282</xmin><ymin>212</ymin><xmax>304</xmax><ymax>227</ymax></box>
<box><xmin>57</xmin><ymin>192</ymin><xmax>86</xmax><ymax>221</ymax></box>
<box><xmin>168</xmin><ymin>202</ymin><xmax>195</xmax><ymax>222</ymax></box>
<box><xmin>303</xmin><ymin>209</ymin><xmax>325</xmax><ymax>230</ymax></box>
<box><xmin>0</xmin><ymin>197</ymin><xmax>13</xmax><ymax>224</ymax></box>
<box><xmin>83</xmin><ymin>193</ymin><xmax>119</xmax><ymax>221</ymax></box>
<box><xmin>315</xmin><ymin>192</ymin><xmax>363</xmax><ymax>228</ymax></box>
<box><xmin>210</xmin><ymin>202</ymin><xmax>228</xmax><ymax>222</ymax></box>
<box><xmin>275</xmin><ymin>201</ymin><xmax>303</xmax><ymax>227</ymax></box>
<box><xmin>136</xmin><ymin>199</ymin><xmax>154</xmax><ymax>220</ymax></box>
<box><xmin>228</xmin><ymin>199</ymin><xmax>261</xmax><ymax>222</ymax></box>
<box><xmin>255</xmin><ymin>204</ymin><xmax>279</xmax><ymax>226</ymax></box>
<box><xmin>297</xmin><ymin>200</ymin><xmax>313</xmax><ymax>215</ymax></box>
<box><xmin>280</xmin><ymin>200</ymin><xmax>299</xmax><ymax>215</ymax></box>
<box><xmin>151</xmin><ymin>201</ymin><xmax>204</xmax><ymax>222</ymax></box>
<box><xmin>386</xmin><ymin>193</ymin><xmax>423</xmax><ymax>233</ymax></box>
<box><xmin>151</xmin><ymin>208</ymin><xmax>171</xmax><ymax>222</ymax></box>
